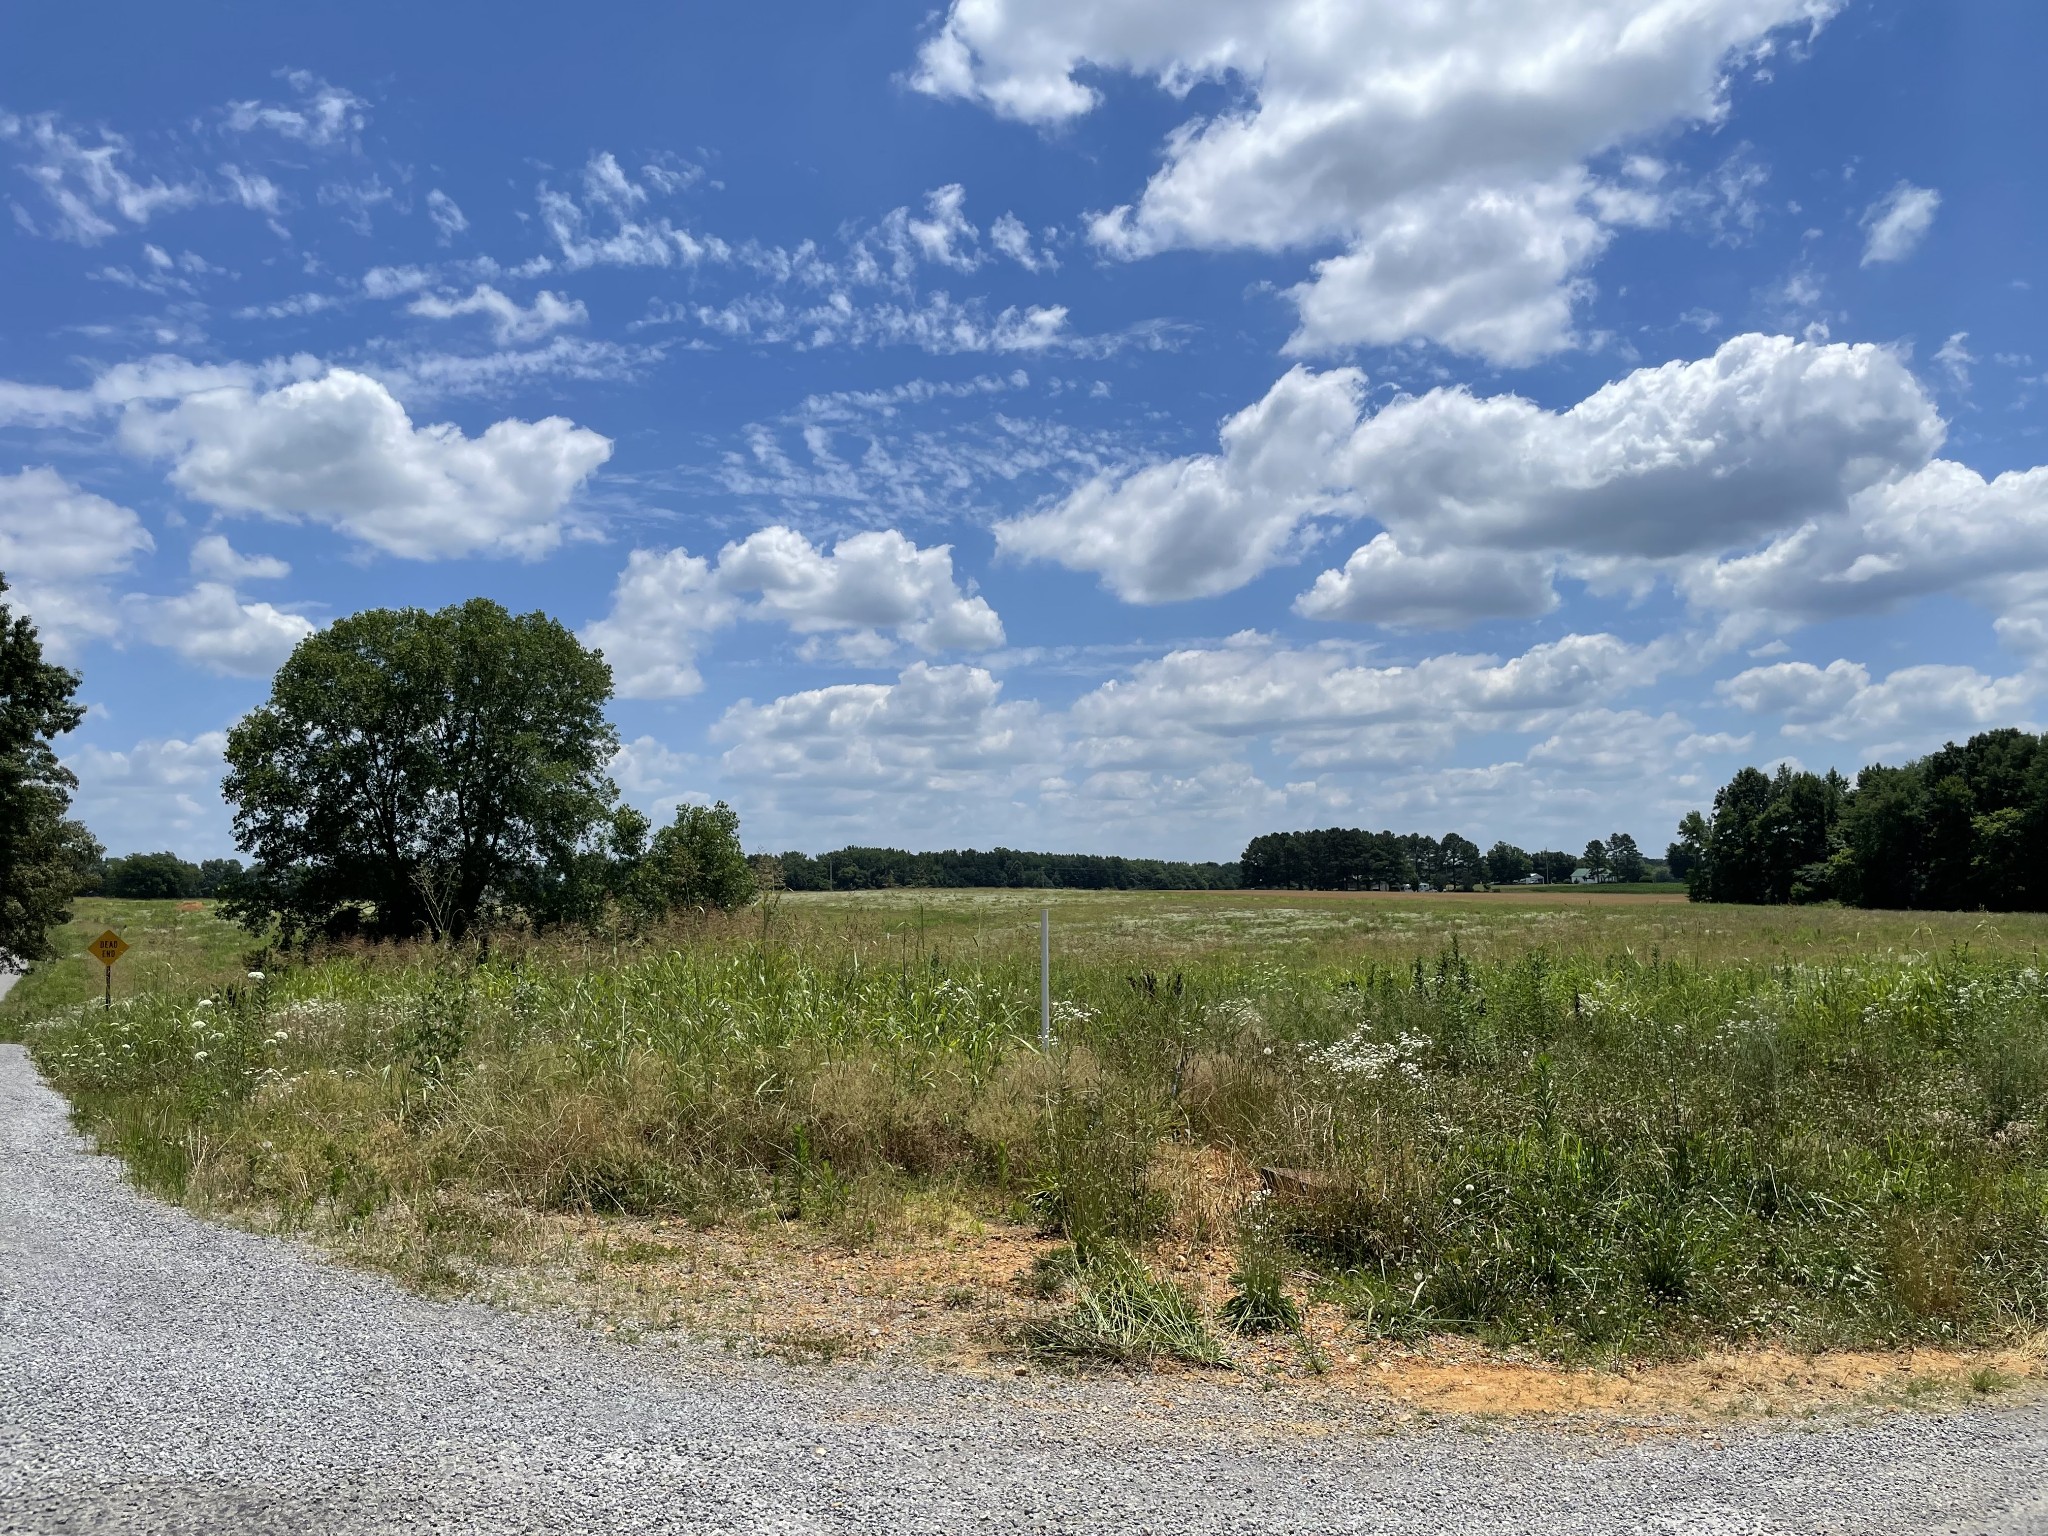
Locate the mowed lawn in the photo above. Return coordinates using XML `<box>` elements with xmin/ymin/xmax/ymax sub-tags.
<box><xmin>12</xmin><ymin>886</ymin><xmax>2048</xmax><ymax>1379</ymax></box>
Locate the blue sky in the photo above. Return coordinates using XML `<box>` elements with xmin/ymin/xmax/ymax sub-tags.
<box><xmin>3</xmin><ymin>0</ymin><xmax>2044</xmax><ymax>863</ymax></box>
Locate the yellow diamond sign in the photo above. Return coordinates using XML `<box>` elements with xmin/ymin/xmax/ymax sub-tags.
<box><xmin>87</xmin><ymin>930</ymin><xmax>129</xmax><ymax>966</ymax></box>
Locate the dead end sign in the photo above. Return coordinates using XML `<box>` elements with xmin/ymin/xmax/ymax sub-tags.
<box><xmin>87</xmin><ymin>930</ymin><xmax>129</xmax><ymax>966</ymax></box>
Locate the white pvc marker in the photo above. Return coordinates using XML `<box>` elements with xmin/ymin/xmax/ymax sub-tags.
<box><xmin>1039</xmin><ymin>905</ymin><xmax>1051</xmax><ymax>1050</ymax></box>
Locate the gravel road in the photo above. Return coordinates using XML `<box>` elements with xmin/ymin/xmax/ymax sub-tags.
<box><xmin>3</xmin><ymin>1043</ymin><xmax>2046</xmax><ymax>1535</ymax></box>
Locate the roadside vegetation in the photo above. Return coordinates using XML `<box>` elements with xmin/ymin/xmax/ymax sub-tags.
<box><xmin>12</xmin><ymin>888</ymin><xmax>2048</xmax><ymax>1374</ymax></box>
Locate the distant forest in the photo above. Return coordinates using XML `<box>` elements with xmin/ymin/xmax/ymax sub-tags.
<box><xmin>774</xmin><ymin>846</ymin><xmax>1242</xmax><ymax>891</ymax></box>
<box><xmin>1238</xmin><ymin>828</ymin><xmax>1657</xmax><ymax>891</ymax></box>
<box><xmin>1676</xmin><ymin>727</ymin><xmax>2048</xmax><ymax>910</ymax></box>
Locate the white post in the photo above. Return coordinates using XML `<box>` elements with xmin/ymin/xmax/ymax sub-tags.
<box><xmin>1039</xmin><ymin>905</ymin><xmax>1051</xmax><ymax>1050</ymax></box>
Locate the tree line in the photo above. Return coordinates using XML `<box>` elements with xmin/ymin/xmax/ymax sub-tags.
<box><xmin>79</xmin><ymin>851</ymin><xmax>246</xmax><ymax>901</ymax></box>
<box><xmin>774</xmin><ymin>846</ymin><xmax>1241</xmax><ymax>892</ymax></box>
<box><xmin>1675</xmin><ymin>728</ymin><xmax>2048</xmax><ymax>910</ymax></box>
<box><xmin>1238</xmin><ymin>827</ymin><xmax>1654</xmax><ymax>890</ymax></box>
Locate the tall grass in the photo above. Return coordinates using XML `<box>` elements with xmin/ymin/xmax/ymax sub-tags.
<box><xmin>18</xmin><ymin>894</ymin><xmax>2048</xmax><ymax>1356</ymax></box>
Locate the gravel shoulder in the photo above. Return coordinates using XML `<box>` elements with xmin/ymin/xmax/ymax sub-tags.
<box><xmin>4</xmin><ymin>1042</ymin><xmax>2047</xmax><ymax>1535</ymax></box>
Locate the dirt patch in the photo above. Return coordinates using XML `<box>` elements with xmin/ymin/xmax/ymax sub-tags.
<box><xmin>444</xmin><ymin>1207</ymin><xmax>2042</xmax><ymax>1423</ymax></box>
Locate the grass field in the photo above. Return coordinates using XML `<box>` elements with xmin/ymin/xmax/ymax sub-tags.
<box><xmin>11</xmin><ymin>888</ymin><xmax>2048</xmax><ymax>1385</ymax></box>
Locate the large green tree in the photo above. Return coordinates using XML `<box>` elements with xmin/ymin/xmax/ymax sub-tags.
<box><xmin>222</xmin><ymin>599</ymin><xmax>621</xmax><ymax>940</ymax></box>
<box><xmin>0</xmin><ymin>577</ymin><xmax>101</xmax><ymax>969</ymax></box>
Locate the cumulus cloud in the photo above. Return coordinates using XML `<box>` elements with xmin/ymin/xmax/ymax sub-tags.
<box><xmin>189</xmin><ymin>532</ymin><xmax>289</xmax><ymax>582</ymax></box>
<box><xmin>580</xmin><ymin>548</ymin><xmax>734</xmax><ymax>700</ymax></box>
<box><xmin>120</xmin><ymin>368</ymin><xmax>613</xmax><ymax>560</ymax></box>
<box><xmin>1283</xmin><ymin>176</ymin><xmax>1609</xmax><ymax>364</ymax></box>
<box><xmin>65</xmin><ymin>731</ymin><xmax>232</xmax><ymax>852</ymax></box>
<box><xmin>997</xmin><ymin>364</ymin><xmax>1366</xmax><ymax>602</ymax></box>
<box><xmin>1860</xmin><ymin>181</ymin><xmax>1940</xmax><ymax>266</ymax></box>
<box><xmin>715</xmin><ymin>661</ymin><xmax>1042</xmax><ymax>792</ymax></box>
<box><xmin>0</xmin><ymin>467</ymin><xmax>154</xmax><ymax>651</ymax></box>
<box><xmin>913</xmin><ymin>0</ymin><xmax>1837</xmax><ymax>362</ymax></box>
<box><xmin>1681</xmin><ymin>459</ymin><xmax>2048</xmax><ymax>640</ymax></box>
<box><xmin>407</xmin><ymin>284</ymin><xmax>588</xmax><ymax>344</ymax></box>
<box><xmin>1293</xmin><ymin>535</ymin><xmax>1557</xmax><ymax>628</ymax></box>
<box><xmin>126</xmin><ymin>581</ymin><xmax>316</xmax><ymax>676</ymax></box>
<box><xmin>1068</xmin><ymin>630</ymin><xmax>1665</xmax><ymax>772</ymax></box>
<box><xmin>1526</xmin><ymin>708</ymin><xmax>1750</xmax><ymax>777</ymax></box>
<box><xmin>1005</xmin><ymin>334</ymin><xmax>1941</xmax><ymax>612</ymax></box>
<box><xmin>584</xmin><ymin>528</ymin><xmax>1004</xmax><ymax>699</ymax></box>
<box><xmin>1719</xmin><ymin>657</ymin><xmax>2034</xmax><ymax>754</ymax></box>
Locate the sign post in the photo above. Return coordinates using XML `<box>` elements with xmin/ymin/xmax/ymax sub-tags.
<box><xmin>86</xmin><ymin>929</ymin><xmax>129</xmax><ymax>1008</ymax></box>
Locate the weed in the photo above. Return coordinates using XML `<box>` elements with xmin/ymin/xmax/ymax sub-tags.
<box><xmin>1222</xmin><ymin>1212</ymin><xmax>1302</xmax><ymax>1335</ymax></box>
<box><xmin>1024</xmin><ymin>1247</ymin><xmax>1224</xmax><ymax>1367</ymax></box>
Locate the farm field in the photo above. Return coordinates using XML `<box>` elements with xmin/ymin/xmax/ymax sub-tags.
<box><xmin>10</xmin><ymin>888</ymin><xmax>2048</xmax><ymax>1416</ymax></box>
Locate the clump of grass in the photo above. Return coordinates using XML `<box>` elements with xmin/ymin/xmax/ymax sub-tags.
<box><xmin>1024</xmin><ymin>1246</ymin><xmax>1223</xmax><ymax>1367</ymax></box>
<box><xmin>1221</xmin><ymin>1209</ymin><xmax>1301</xmax><ymax>1335</ymax></box>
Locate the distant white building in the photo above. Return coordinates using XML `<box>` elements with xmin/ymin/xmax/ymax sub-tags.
<box><xmin>1570</xmin><ymin>867</ymin><xmax>1600</xmax><ymax>884</ymax></box>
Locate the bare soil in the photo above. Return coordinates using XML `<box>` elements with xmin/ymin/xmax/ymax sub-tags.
<box><xmin>428</xmin><ymin>1203</ymin><xmax>2042</xmax><ymax>1425</ymax></box>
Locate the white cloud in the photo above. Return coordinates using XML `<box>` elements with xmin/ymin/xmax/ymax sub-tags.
<box><xmin>583</xmin><ymin>527</ymin><xmax>1004</xmax><ymax>700</ymax></box>
<box><xmin>1860</xmin><ymin>181</ymin><xmax>1940</xmax><ymax>266</ymax></box>
<box><xmin>1004</xmin><ymin>334</ymin><xmax>1940</xmax><ymax>610</ymax></box>
<box><xmin>1718</xmin><ymin>657</ymin><xmax>2034</xmax><ymax>754</ymax></box>
<box><xmin>1293</xmin><ymin>535</ymin><xmax>1556</xmax><ymax>627</ymax></box>
<box><xmin>0</xmin><ymin>111</ymin><xmax>204</xmax><ymax>243</ymax></box>
<box><xmin>425</xmin><ymin>188</ymin><xmax>468</xmax><ymax>242</ymax></box>
<box><xmin>715</xmin><ymin>662</ymin><xmax>1043</xmax><ymax>793</ymax></box>
<box><xmin>1525</xmin><ymin>708</ymin><xmax>1747</xmax><ymax>777</ymax></box>
<box><xmin>684</xmin><ymin>290</ymin><xmax>1071</xmax><ymax>354</ymax></box>
<box><xmin>126</xmin><ymin>581</ymin><xmax>315</xmax><ymax>676</ymax></box>
<box><xmin>997</xmin><ymin>364</ymin><xmax>1365</xmax><ymax>602</ymax></box>
<box><xmin>407</xmin><ymin>284</ymin><xmax>588</xmax><ymax>344</ymax></box>
<box><xmin>905</xmin><ymin>184</ymin><xmax>982</xmax><ymax>270</ymax></box>
<box><xmin>218</xmin><ymin>164</ymin><xmax>283</xmax><ymax>216</ymax></box>
<box><xmin>1283</xmin><ymin>175</ymin><xmax>1609</xmax><ymax>364</ymax></box>
<box><xmin>362</xmin><ymin>265</ymin><xmax>436</xmax><ymax>299</ymax></box>
<box><xmin>1069</xmin><ymin>630</ymin><xmax>1664</xmax><ymax>772</ymax></box>
<box><xmin>189</xmin><ymin>532</ymin><xmax>289</xmax><ymax>582</ymax></box>
<box><xmin>0</xmin><ymin>468</ymin><xmax>154</xmax><ymax>652</ymax></box>
<box><xmin>540</xmin><ymin>152</ymin><xmax>723</xmax><ymax>270</ymax></box>
<box><xmin>715</xmin><ymin>526</ymin><xmax>1004</xmax><ymax>649</ymax></box>
<box><xmin>913</xmin><ymin>0</ymin><xmax>1837</xmax><ymax>362</ymax></box>
<box><xmin>1681</xmin><ymin>459</ymin><xmax>2048</xmax><ymax>634</ymax></box>
<box><xmin>224</xmin><ymin>72</ymin><xmax>367</xmax><ymax>148</ymax></box>
<box><xmin>1933</xmin><ymin>331</ymin><xmax>1973</xmax><ymax>390</ymax></box>
<box><xmin>65</xmin><ymin>730</ymin><xmax>232</xmax><ymax>854</ymax></box>
<box><xmin>0</xmin><ymin>378</ymin><xmax>100</xmax><ymax>427</ymax></box>
<box><xmin>371</xmin><ymin>336</ymin><xmax>653</xmax><ymax>401</ymax></box>
<box><xmin>1336</xmin><ymin>333</ymin><xmax>1938</xmax><ymax>560</ymax></box>
<box><xmin>990</xmin><ymin>211</ymin><xmax>1057</xmax><ymax>272</ymax></box>
<box><xmin>580</xmin><ymin>548</ymin><xmax>734</xmax><ymax>700</ymax></box>
<box><xmin>121</xmin><ymin>368</ymin><xmax>613</xmax><ymax>560</ymax></box>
